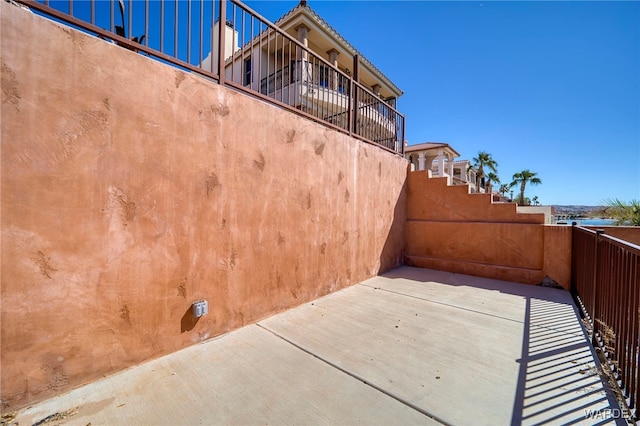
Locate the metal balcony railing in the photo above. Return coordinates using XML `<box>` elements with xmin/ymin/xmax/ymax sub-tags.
<box><xmin>18</xmin><ymin>0</ymin><xmax>405</xmax><ymax>155</ymax></box>
<box><xmin>572</xmin><ymin>226</ymin><xmax>639</xmax><ymax>421</ymax></box>
<box><xmin>260</xmin><ymin>63</ymin><xmax>350</xmax><ymax>97</ymax></box>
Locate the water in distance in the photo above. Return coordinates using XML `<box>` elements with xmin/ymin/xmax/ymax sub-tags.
<box><xmin>573</xmin><ymin>218</ymin><xmax>617</xmax><ymax>226</ymax></box>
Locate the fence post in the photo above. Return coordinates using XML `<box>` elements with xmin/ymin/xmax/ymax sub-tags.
<box><xmin>218</xmin><ymin>0</ymin><xmax>226</xmax><ymax>85</ymax></box>
<box><xmin>347</xmin><ymin>75</ymin><xmax>353</xmax><ymax>136</ymax></box>
<box><xmin>351</xmin><ymin>54</ymin><xmax>359</xmax><ymax>135</ymax></box>
<box><xmin>592</xmin><ymin>229</ymin><xmax>605</xmax><ymax>346</ymax></box>
<box><xmin>401</xmin><ymin>116</ymin><xmax>405</xmax><ymax>155</ymax></box>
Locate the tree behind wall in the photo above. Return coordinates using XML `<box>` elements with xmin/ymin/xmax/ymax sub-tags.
<box><xmin>510</xmin><ymin>169</ymin><xmax>542</xmax><ymax>206</ymax></box>
<box><xmin>605</xmin><ymin>199</ymin><xmax>640</xmax><ymax>226</ymax></box>
<box><xmin>472</xmin><ymin>151</ymin><xmax>498</xmax><ymax>192</ymax></box>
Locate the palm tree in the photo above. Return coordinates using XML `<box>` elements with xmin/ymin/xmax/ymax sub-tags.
<box><xmin>532</xmin><ymin>196</ymin><xmax>540</xmax><ymax>206</ymax></box>
<box><xmin>510</xmin><ymin>169</ymin><xmax>542</xmax><ymax>205</ymax></box>
<box><xmin>472</xmin><ymin>151</ymin><xmax>498</xmax><ymax>192</ymax></box>
<box><xmin>486</xmin><ymin>172</ymin><xmax>500</xmax><ymax>193</ymax></box>
<box><xmin>498</xmin><ymin>184</ymin><xmax>510</xmax><ymax>196</ymax></box>
<box><xmin>604</xmin><ymin>199</ymin><xmax>640</xmax><ymax>226</ymax></box>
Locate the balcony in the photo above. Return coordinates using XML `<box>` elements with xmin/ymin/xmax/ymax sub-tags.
<box><xmin>260</xmin><ymin>63</ymin><xmax>350</xmax><ymax>99</ymax></box>
<box><xmin>258</xmin><ymin>60</ymin><xmax>400</xmax><ymax>150</ymax></box>
<box><xmin>17</xmin><ymin>0</ymin><xmax>405</xmax><ymax>155</ymax></box>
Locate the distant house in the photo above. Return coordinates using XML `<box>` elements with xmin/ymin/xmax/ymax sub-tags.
<box><xmin>204</xmin><ymin>0</ymin><xmax>404</xmax><ymax>150</ymax></box>
<box><xmin>405</xmin><ymin>142</ymin><xmax>482</xmax><ymax>193</ymax></box>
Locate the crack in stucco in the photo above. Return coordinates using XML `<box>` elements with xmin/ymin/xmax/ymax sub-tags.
<box><xmin>1</xmin><ymin>62</ymin><xmax>21</xmax><ymax>111</ymax></box>
<box><xmin>197</xmin><ymin>103</ymin><xmax>230</xmax><ymax>119</ymax></box>
<box><xmin>254</xmin><ymin>153</ymin><xmax>265</xmax><ymax>172</ymax></box>
<box><xmin>177</xmin><ymin>278</ymin><xmax>187</xmax><ymax>298</ymax></box>
<box><xmin>107</xmin><ymin>188</ymin><xmax>136</xmax><ymax>227</ymax></box>
<box><xmin>205</xmin><ymin>172</ymin><xmax>220</xmax><ymax>196</ymax></box>
<box><xmin>56</xmin><ymin>110</ymin><xmax>109</xmax><ymax>163</ymax></box>
<box><xmin>342</xmin><ymin>231</ymin><xmax>349</xmax><ymax>244</ymax></box>
<box><xmin>174</xmin><ymin>71</ymin><xmax>186</xmax><ymax>88</ymax></box>
<box><xmin>286</xmin><ymin>129</ymin><xmax>296</xmax><ymax>143</ymax></box>
<box><xmin>40</xmin><ymin>363</ymin><xmax>69</xmax><ymax>391</ymax></box>
<box><xmin>120</xmin><ymin>303</ymin><xmax>131</xmax><ymax>325</ymax></box>
<box><xmin>35</xmin><ymin>251</ymin><xmax>57</xmax><ymax>279</ymax></box>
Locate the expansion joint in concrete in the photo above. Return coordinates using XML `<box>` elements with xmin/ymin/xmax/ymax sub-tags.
<box><xmin>359</xmin><ymin>283</ymin><xmax>526</xmax><ymax>325</ymax></box>
<box><xmin>255</xmin><ymin>323</ymin><xmax>452</xmax><ymax>426</ymax></box>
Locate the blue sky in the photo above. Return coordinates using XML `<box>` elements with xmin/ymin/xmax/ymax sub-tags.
<box><xmin>245</xmin><ymin>0</ymin><xmax>639</xmax><ymax>206</ymax></box>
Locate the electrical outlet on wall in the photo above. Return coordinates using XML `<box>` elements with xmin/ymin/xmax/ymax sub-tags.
<box><xmin>192</xmin><ymin>300</ymin><xmax>208</xmax><ymax>318</ymax></box>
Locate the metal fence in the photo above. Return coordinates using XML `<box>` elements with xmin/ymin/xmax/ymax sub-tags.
<box><xmin>18</xmin><ymin>0</ymin><xmax>405</xmax><ymax>155</ymax></box>
<box><xmin>572</xmin><ymin>226</ymin><xmax>639</xmax><ymax>420</ymax></box>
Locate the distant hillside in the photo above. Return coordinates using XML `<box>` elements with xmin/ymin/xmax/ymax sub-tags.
<box><xmin>552</xmin><ymin>205</ymin><xmax>609</xmax><ymax>218</ymax></box>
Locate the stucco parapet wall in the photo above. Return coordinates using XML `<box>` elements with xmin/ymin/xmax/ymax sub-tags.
<box><xmin>406</xmin><ymin>221</ymin><xmax>544</xmax><ymax>270</ymax></box>
<box><xmin>405</xmin><ymin>223</ymin><xmax>571</xmax><ymax>289</ymax></box>
<box><xmin>0</xmin><ymin>2</ymin><xmax>407</xmax><ymax>410</ymax></box>
<box><xmin>405</xmin><ymin>171</ymin><xmax>571</xmax><ymax>289</ymax></box>
<box><xmin>542</xmin><ymin>225</ymin><xmax>572</xmax><ymax>289</ymax></box>
<box><xmin>407</xmin><ymin>172</ymin><xmax>544</xmax><ymax>224</ymax></box>
<box><xmin>584</xmin><ymin>226</ymin><xmax>640</xmax><ymax>247</ymax></box>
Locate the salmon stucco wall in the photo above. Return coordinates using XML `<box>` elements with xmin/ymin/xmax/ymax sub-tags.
<box><xmin>584</xmin><ymin>226</ymin><xmax>640</xmax><ymax>246</ymax></box>
<box><xmin>405</xmin><ymin>172</ymin><xmax>571</xmax><ymax>287</ymax></box>
<box><xmin>0</xmin><ymin>3</ymin><xmax>407</xmax><ymax>411</ymax></box>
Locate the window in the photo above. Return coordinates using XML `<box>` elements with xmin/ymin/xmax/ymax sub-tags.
<box><xmin>318</xmin><ymin>65</ymin><xmax>330</xmax><ymax>88</ymax></box>
<box><xmin>243</xmin><ymin>57</ymin><xmax>252</xmax><ymax>86</ymax></box>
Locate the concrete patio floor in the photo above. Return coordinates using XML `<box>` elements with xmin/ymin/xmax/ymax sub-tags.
<box><xmin>11</xmin><ymin>266</ymin><xmax>624</xmax><ymax>425</ymax></box>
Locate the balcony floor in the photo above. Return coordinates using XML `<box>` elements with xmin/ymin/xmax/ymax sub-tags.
<box><xmin>12</xmin><ymin>267</ymin><xmax>624</xmax><ymax>425</ymax></box>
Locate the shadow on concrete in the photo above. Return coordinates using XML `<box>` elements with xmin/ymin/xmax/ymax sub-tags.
<box><xmin>384</xmin><ymin>266</ymin><xmax>556</xmax><ymax>298</ymax></box>
<box><xmin>380</xmin><ymin>266</ymin><xmax>624</xmax><ymax>425</ymax></box>
<box><xmin>510</xmin><ymin>295</ymin><xmax>624</xmax><ymax>425</ymax></box>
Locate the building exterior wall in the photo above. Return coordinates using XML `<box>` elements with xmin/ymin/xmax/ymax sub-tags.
<box><xmin>517</xmin><ymin>206</ymin><xmax>555</xmax><ymax>224</ymax></box>
<box><xmin>200</xmin><ymin>22</ymin><xmax>240</xmax><ymax>75</ymax></box>
<box><xmin>0</xmin><ymin>4</ymin><xmax>407</xmax><ymax>410</ymax></box>
<box><xmin>405</xmin><ymin>172</ymin><xmax>572</xmax><ymax>288</ymax></box>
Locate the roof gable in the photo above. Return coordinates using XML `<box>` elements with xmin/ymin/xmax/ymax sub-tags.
<box><xmin>275</xmin><ymin>1</ymin><xmax>403</xmax><ymax>98</ymax></box>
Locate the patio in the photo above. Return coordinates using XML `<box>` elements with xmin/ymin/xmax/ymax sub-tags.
<box><xmin>10</xmin><ymin>267</ymin><xmax>623</xmax><ymax>425</ymax></box>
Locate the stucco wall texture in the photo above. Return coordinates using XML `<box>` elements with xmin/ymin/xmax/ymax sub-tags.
<box><xmin>405</xmin><ymin>173</ymin><xmax>572</xmax><ymax>288</ymax></box>
<box><xmin>584</xmin><ymin>226</ymin><xmax>640</xmax><ymax>247</ymax></box>
<box><xmin>0</xmin><ymin>4</ymin><xmax>407</xmax><ymax>410</ymax></box>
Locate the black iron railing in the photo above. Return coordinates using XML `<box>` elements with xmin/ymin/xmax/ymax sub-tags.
<box><xmin>260</xmin><ymin>63</ymin><xmax>350</xmax><ymax>97</ymax></box>
<box><xmin>260</xmin><ymin>64</ymin><xmax>290</xmax><ymax>96</ymax></box>
<box><xmin>17</xmin><ymin>0</ymin><xmax>405</xmax><ymax>155</ymax></box>
<box><xmin>572</xmin><ymin>226</ymin><xmax>639</xmax><ymax>421</ymax></box>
